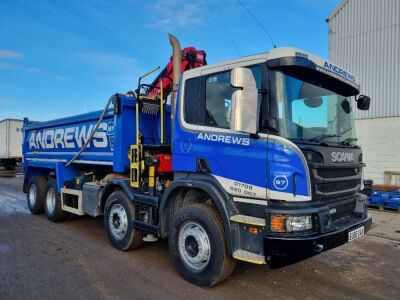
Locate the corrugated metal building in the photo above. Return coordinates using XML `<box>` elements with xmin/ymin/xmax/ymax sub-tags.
<box><xmin>327</xmin><ymin>0</ymin><xmax>400</xmax><ymax>184</ymax></box>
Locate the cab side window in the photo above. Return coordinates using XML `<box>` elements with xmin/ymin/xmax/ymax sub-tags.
<box><xmin>184</xmin><ymin>77</ymin><xmax>205</xmax><ymax>125</ymax></box>
<box><xmin>184</xmin><ymin>65</ymin><xmax>262</xmax><ymax>129</ymax></box>
<box><xmin>205</xmin><ymin>72</ymin><xmax>234</xmax><ymax>128</ymax></box>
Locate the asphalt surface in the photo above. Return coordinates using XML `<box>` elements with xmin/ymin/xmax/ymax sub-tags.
<box><xmin>0</xmin><ymin>171</ymin><xmax>399</xmax><ymax>299</ymax></box>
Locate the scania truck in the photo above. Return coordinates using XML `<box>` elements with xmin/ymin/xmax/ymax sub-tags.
<box><xmin>22</xmin><ymin>34</ymin><xmax>372</xmax><ymax>287</ymax></box>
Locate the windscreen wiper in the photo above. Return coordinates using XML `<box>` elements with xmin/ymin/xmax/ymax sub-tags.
<box><xmin>340</xmin><ymin>137</ymin><xmax>358</xmax><ymax>145</ymax></box>
<box><xmin>310</xmin><ymin>134</ymin><xmax>341</xmax><ymax>142</ymax></box>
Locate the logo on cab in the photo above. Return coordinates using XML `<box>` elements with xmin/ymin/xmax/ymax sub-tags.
<box><xmin>273</xmin><ymin>175</ymin><xmax>289</xmax><ymax>191</ymax></box>
<box><xmin>331</xmin><ymin>152</ymin><xmax>354</xmax><ymax>163</ymax></box>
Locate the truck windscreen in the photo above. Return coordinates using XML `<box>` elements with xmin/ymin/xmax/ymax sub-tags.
<box><xmin>269</xmin><ymin>70</ymin><xmax>357</xmax><ymax>146</ymax></box>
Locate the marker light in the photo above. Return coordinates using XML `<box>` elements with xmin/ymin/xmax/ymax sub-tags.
<box><xmin>248</xmin><ymin>227</ymin><xmax>259</xmax><ymax>235</ymax></box>
<box><xmin>270</xmin><ymin>215</ymin><xmax>285</xmax><ymax>232</ymax></box>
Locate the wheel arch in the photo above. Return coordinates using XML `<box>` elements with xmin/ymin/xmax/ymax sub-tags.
<box><xmin>99</xmin><ymin>180</ymin><xmax>129</xmax><ymax>213</ymax></box>
<box><xmin>160</xmin><ymin>176</ymin><xmax>234</xmax><ymax>255</ymax></box>
<box><xmin>23</xmin><ymin>166</ymin><xmax>53</xmax><ymax>193</ymax></box>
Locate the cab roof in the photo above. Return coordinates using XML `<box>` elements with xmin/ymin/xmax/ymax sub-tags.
<box><xmin>183</xmin><ymin>47</ymin><xmax>359</xmax><ymax>93</ymax></box>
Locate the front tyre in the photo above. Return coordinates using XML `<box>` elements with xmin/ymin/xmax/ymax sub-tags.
<box><xmin>104</xmin><ymin>191</ymin><xmax>143</xmax><ymax>251</ymax></box>
<box><xmin>169</xmin><ymin>204</ymin><xmax>235</xmax><ymax>287</ymax></box>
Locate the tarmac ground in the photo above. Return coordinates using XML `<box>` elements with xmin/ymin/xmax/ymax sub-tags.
<box><xmin>0</xmin><ymin>170</ymin><xmax>399</xmax><ymax>299</ymax></box>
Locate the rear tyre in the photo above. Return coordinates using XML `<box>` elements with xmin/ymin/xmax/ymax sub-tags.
<box><xmin>169</xmin><ymin>203</ymin><xmax>236</xmax><ymax>287</ymax></box>
<box><xmin>27</xmin><ymin>176</ymin><xmax>47</xmax><ymax>214</ymax></box>
<box><xmin>104</xmin><ymin>191</ymin><xmax>143</xmax><ymax>251</ymax></box>
<box><xmin>44</xmin><ymin>180</ymin><xmax>67</xmax><ymax>222</ymax></box>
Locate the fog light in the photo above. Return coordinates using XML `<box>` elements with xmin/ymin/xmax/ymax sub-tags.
<box><xmin>270</xmin><ymin>214</ymin><xmax>313</xmax><ymax>233</ymax></box>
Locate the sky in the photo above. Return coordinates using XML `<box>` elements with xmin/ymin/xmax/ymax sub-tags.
<box><xmin>0</xmin><ymin>0</ymin><xmax>340</xmax><ymax>121</ymax></box>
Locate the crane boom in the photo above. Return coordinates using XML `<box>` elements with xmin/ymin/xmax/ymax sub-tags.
<box><xmin>145</xmin><ymin>47</ymin><xmax>207</xmax><ymax>99</ymax></box>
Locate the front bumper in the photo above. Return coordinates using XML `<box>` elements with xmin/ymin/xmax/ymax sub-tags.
<box><xmin>263</xmin><ymin>216</ymin><xmax>372</xmax><ymax>266</ymax></box>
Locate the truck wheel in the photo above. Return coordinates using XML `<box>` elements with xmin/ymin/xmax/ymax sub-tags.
<box><xmin>104</xmin><ymin>191</ymin><xmax>143</xmax><ymax>251</ymax></box>
<box><xmin>169</xmin><ymin>204</ymin><xmax>235</xmax><ymax>287</ymax></box>
<box><xmin>27</xmin><ymin>176</ymin><xmax>47</xmax><ymax>214</ymax></box>
<box><xmin>44</xmin><ymin>180</ymin><xmax>67</xmax><ymax>222</ymax></box>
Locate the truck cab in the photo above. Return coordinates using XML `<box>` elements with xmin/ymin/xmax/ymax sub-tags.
<box><xmin>169</xmin><ymin>46</ymin><xmax>371</xmax><ymax>273</ymax></box>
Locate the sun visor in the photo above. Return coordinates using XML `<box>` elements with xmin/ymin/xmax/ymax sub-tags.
<box><xmin>267</xmin><ymin>48</ymin><xmax>360</xmax><ymax>96</ymax></box>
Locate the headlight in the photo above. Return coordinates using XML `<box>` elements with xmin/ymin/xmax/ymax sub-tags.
<box><xmin>270</xmin><ymin>214</ymin><xmax>313</xmax><ymax>233</ymax></box>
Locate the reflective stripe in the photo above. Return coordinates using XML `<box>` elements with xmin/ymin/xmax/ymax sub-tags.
<box><xmin>230</xmin><ymin>214</ymin><xmax>266</xmax><ymax>226</ymax></box>
<box><xmin>269</xmin><ymin>190</ymin><xmax>311</xmax><ymax>201</ymax></box>
<box><xmin>73</xmin><ymin>160</ymin><xmax>113</xmax><ymax>166</ymax></box>
<box><xmin>26</xmin><ymin>158</ymin><xmax>67</xmax><ymax>163</ymax></box>
<box><xmin>213</xmin><ymin>175</ymin><xmax>267</xmax><ymax>199</ymax></box>
<box><xmin>233</xmin><ymin>250</ymin><xmax>266</xmax><ymax>265</ymax></box>
<box><xmin>233</xmin><ymin>197</ymin><xmax>268</xmax><ymax>206</ymax></box>
<box><xmin>26</xmin><ymin>152</ymin><xmax>113</xmax><ymax>156</ymax></box>
<box><xmin>213</xmin><ymin>174</ymin><xmax>311</xmax><ymax>202</ymax></box>
<box><xmin>26</xmin><ymin>158</ymin><xmax>113</xmax><ymax>166</ymax></box>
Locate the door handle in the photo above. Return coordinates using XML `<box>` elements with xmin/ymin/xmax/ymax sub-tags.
<box><xmin>197</xmin><ymin>158</ymin><xmax>211</xmax><ymax>173</ymax></box>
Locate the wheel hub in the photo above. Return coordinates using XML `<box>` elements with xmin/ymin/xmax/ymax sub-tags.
<box><xmin>185</xmin><ymin>235</ymin><xmax>199</xmax><ymax>257</ymax></box>
<box><xmin>108</xmin><ymin>204</ymin><xmax>128</xmax><ymax>240</ymax></box>
<box><xmin>178</xmin><ymin>221</ymin><xmax>211</xmax><ymax>271</ymax></box>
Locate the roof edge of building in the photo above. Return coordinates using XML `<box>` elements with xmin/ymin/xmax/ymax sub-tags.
<box><xmin>0</xmin><ymin>118</ymin><xmax>24</xmax><ymax>123</ymax></box>
<box><xmin>326</xmin><ymin>0</ymin><xmax>349</xmax><ymax>22</ymax></box>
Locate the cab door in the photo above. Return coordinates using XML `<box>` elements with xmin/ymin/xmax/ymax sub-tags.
<box><xmin>173</xmin><ymin>64</ymin><xmax>268</xmax><ymax>199</ymax></box>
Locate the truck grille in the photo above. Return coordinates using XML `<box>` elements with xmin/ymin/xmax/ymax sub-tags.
<box><xmin>297</xmin><ymin>144</ymin><xmax>363</xmax><ymax>201</ymax></box>
<box><xmin>317</xmin><ymin>167</ymin><xmax>360</xmax><ymax>178</ymax></box>
<box><xmin>310</xmin><ymin>166</ymin><xmax>362</xmax><ymax>200</ymax></box>
<box><xmin>318</xmin><ymin>179</ymin><xmax>360</xmax><ymax>193</ymax></box>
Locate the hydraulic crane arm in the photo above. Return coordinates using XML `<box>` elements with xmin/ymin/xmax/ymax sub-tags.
<box><xmin>145</xmin><ymin>47</ymin><xmax>207</xmax><ymax>100</ymax></box>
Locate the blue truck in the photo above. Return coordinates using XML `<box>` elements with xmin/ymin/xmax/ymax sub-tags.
<box><xmin>22</xmin><ymin>35</ymin><xmax>372</xmax><ymax>287</ymax></box>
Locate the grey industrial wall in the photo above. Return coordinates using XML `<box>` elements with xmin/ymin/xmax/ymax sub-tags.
<box><xmin>328</xmin><ymin>0</ymin><xmax>400</xmax><ymax>184</ymax></box>
<box><xmin>327</xmin><ymin>0</ymin><xmax>400</xmax><ymax>119</ymax></box>
<box><xmin>355</xmin><ymin>117</ymin><xmax>400</xmax><ymax>183</ymax></box>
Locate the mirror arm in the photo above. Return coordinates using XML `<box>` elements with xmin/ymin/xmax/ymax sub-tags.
<box><xmin>258</xmin><ymin>88</ymin><xmax>268</xmax><ymax>94</ymax></box>
<box><xmin>250</xmin><ymin>133</ymin><xmax>260</xmax><ymax>140</ymax></box>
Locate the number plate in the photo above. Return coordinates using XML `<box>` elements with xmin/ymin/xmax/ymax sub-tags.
<box><xmin>348</xmin><ymin>226</ymin><xmax>365</xmax><ymax>242</ymax></box>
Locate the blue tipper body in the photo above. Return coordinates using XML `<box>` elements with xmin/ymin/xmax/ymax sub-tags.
<box><xmin>22</xmin><ymin>95</ymin><xmax>171</xmax><ymax>191</ymax></box>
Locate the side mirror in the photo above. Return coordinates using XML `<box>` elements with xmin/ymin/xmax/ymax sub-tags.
<box><xmin>356</xmin><ymin>95</ymin><xmax>371</xmax><ymax>110</ymax></box>
<box><xmin>230</xmin><ymin>67</ymin><xmax>258</xmax><ymax>134</ymax></box>
<box><xmin>341</xmin><ymin>99</ymin><xmax>351</xmax><ymax>114</ymax></box>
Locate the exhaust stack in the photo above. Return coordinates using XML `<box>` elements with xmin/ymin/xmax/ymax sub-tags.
<box><xmin>168</xmin><ymin>33</ymin><xmax>181</xmax><ymax>117</ymax></box>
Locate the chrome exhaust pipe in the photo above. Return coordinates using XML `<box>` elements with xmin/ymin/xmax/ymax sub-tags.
<box><xmin>168</xmin><ymin>33</ymin><xmax>181</xmax><ymax>118</ymax></box>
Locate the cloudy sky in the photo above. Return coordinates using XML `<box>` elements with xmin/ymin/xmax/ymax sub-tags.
<box><xmin>0</xmin><ymin>0</ymin><xmax>340</xmax><ymax>121</ymax></box>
